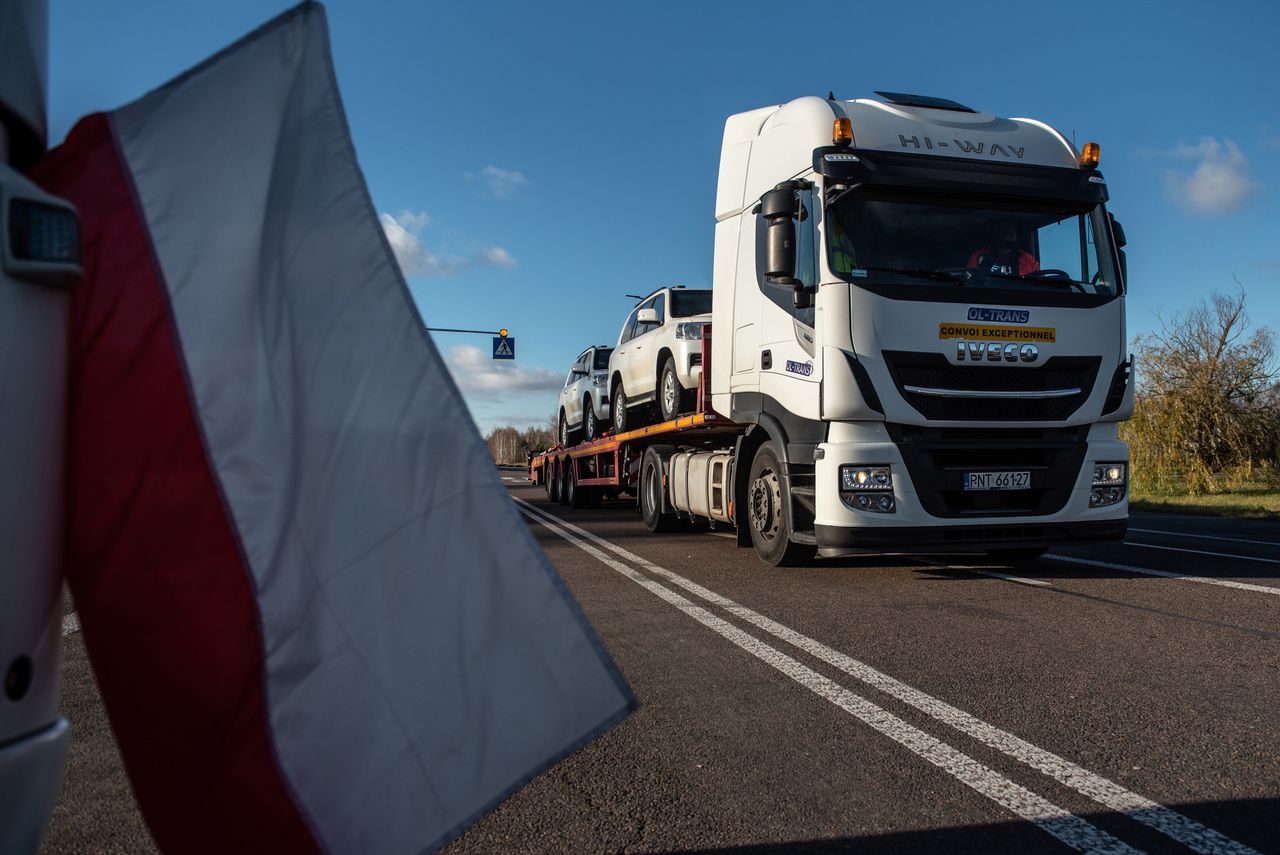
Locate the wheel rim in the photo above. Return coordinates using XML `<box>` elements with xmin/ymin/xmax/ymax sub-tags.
<box><xmin>614</xmin><ymin>394</ymin><xmax>625</xmax><ymax>431</ymax></box>
<box><xmin>560</xmin><ymin>416</ymin><xmax>567</xmax><ymax>447</ymax></box>
<box><xmin>585</xmin><ymin>406</ymin><xmax>595</xmax><ymax>439</ymax></box>
<box><xmin>663</xmin><ymin>371</ymin><xmax>678</xmax><ymax>417</ymax></box>
<box><xmin>643</xmin><ymin>462</ymin><xmax>659</xmax><ymax>518</ymax></box>
<box><xmin>749</xmin><ymin>468</ymin><xmax>782</xmax><ymax>543</ymax></box>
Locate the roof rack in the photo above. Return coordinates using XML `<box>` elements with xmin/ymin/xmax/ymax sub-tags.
<box><xmin>873</xmin><ymin>91</ymin><xmax>975</xmax><ymax>114</ymax></box>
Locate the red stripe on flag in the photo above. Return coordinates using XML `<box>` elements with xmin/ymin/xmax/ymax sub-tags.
<box><xmin>34</xmin><ymin>114</ymin><xmax>320</xmax><ymax>854</ymax></box>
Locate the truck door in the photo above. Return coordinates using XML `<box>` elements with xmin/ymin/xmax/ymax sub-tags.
<box><xmin>757</xmin><ymin>184</ymin><xmax>820</xmax><ymax>417</ymax></box>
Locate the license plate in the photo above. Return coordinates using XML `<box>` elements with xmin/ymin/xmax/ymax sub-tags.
<box><xmin>963</xmin><ymin>470</ymin><xmax>1031</xmax><ymax>491</ymax></box>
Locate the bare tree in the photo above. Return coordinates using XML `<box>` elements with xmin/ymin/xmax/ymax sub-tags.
<box><xmin>1125</xmin><ymin>281</ymin><xmax>1280</xmax><ymax>491</ymax></box>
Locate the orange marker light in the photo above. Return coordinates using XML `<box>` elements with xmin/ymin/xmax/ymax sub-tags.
<box><xmin>499</xmin><ymin>328</ymin><xmax>509</xmax><ymax>337</ymax></box>
<box><xmin>1080</xmin><ymin>142</ymin><xmax>1100</xmax><ymax>169</ymax></box>
<box><xmin>833</xmin><ymin>117</ymin><xmax>854</xmax><ymax>147</ymax></box>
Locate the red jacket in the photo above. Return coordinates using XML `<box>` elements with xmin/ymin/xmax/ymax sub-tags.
<box><xmin>968</xmin><ymin>247</ymin><xmax>1040</xmax><ymax>276</ymax></box>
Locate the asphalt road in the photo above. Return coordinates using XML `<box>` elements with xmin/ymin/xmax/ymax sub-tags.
<box><xmin>41</xmin><ymin>481</ymin><xmax>1280</xmax><ymax>854</ymax></box>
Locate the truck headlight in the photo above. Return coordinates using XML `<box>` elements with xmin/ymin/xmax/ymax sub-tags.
<box><xmin>840</xmin><ymin>465</ymin><xmax>895</xmax><ymax>513</ymax></box>
<box><xmin>1089</xmin><ymin>461</ymin><xmax>1127</xmax><ymax>507</ymax></box>
<box><xmin>675</xmin><ymin>322</ymin><xmax>704</xmax><ymax>340</ymax></box>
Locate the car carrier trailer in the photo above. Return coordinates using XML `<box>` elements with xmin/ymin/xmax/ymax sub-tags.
<box><xmin>532</xmin><ymin>92</ymin><xmax>1133</xmax><ymax>567</ymax></box>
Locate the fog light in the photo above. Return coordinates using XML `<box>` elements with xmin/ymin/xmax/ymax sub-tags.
<box><xmin>877</xmin><ymin>494</ymin><xmax>894</xmax><ymax>511</ymax></box>
<box><xmin>856</xmin><ymin>494</ymin><xmax>871</xmax><ymax>509</ymax></box>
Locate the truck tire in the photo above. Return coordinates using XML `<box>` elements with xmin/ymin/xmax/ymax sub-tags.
<box><xmin>546</xmin><ymin>458</ymin><xmax>560</xmax><ymax>502</ymax></box>
<box><xmin>746</xmin><ymin>443</ymin><xmax>816</xmax><ymax>567</ymax></box>
<box><xmin>566</xmin><ymin>458</ymin><xmax>586</xmax><ymax>509</ymax></box>
<box><xmin>639</xmin><ymin>446</ymin><xmax>680</xmax><ymax>533</ymax></box>
<box><xmin>557</xmin><ymin>458</ymin><xmax>571</xmax><ymax>506</ymax></box>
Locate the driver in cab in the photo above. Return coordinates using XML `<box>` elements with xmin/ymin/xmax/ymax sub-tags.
<box><xmin>968</xmin><ymin>222</ymin><xmax>1040</xmax><ymax>276</ymax></box>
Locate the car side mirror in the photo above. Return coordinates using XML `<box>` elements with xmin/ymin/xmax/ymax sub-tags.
<box><xmin>636</xmin><ymin>308</ymin><xmax>659</xmax><ymax>325</ymax></box>
<box><xmin>571</xmin><ymin>367</ymin><xmax>589</xmax><ymax>376</ymax></box>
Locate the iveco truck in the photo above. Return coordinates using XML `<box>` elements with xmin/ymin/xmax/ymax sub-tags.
<box><xmin>534</xmin><ymin>91</ymin><xmax>1132</xmax><ymax>567</ymax></box>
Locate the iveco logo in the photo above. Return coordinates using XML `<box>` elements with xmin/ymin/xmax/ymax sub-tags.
<box><xmin>957</xmin><ymin>342</ymin><xmax>1039</xmax><ymax>363</ymax></box>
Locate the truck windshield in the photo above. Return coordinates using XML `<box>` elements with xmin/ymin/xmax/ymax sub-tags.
<box><xmin>826</xmin><ymin>195</ymin><xmax>1120</xmax><ymax>297</ymax></box>
<box><xmin>670</xmin><ymin>289</ymin><xmax>713</xmax><ymax>317</ymax></box>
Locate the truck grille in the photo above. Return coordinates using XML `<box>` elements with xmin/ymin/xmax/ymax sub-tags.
<box><xmin>882</xmin><ymin>351</ymin><xmax>1101</xmax><ymax>421</ymax></box>
<box><xmin>888</xmin><ymin>424</ymin><xmax>1088</xmax><ymax>518</ymax></box>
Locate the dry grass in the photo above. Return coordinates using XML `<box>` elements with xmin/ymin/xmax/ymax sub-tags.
<box><xmin>1129</xmin><ymin>484</ymin><xmax>1280</xmax><ymax>519</ymax></box>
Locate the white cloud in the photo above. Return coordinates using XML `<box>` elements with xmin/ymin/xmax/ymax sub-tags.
<box><xmin>1163</xmin><ymin>138</ymin><xmax>1258</xmax><ymax>215</ymax></box>
<box><xmin>443</xmin><ymin>344</ymin><xmax>562</xmax><ymax>399</ymax></box>
<box><xmin>471</xmin><ymin>165</ymin><xmax>529</xmax><ymax>199</ymax></box>
<box><xmin>480</xmin><ymin>246</ymin><xmax>517</xmax><ymax>269</ymax></box>
<box><xmin>379</xmin><ymin>211</ymin><xmax>517</xmax><ymax>276</ymax></box>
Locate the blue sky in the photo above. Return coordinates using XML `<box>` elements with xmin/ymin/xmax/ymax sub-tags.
<box><xmin>48</xmin><ymin>0</ymin><xmax>1280</xmax><ymax>434</ymax></box>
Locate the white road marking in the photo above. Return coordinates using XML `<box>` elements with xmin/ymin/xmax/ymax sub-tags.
<box><xmin>519</xmin><ymin>497</ymin><xmax>1260</xmax><ymax>855</ymax></box>
<box><xmin>1123</xmin><ymin>541</ymin><xmax>1280</xmax><ymax>565</ymax></box>
<box><xmin>1129</xmin><ymin>528</ymin><xmax>1280</xmax><ymax>549</ymax></box>
<box><xmin>62</xmin><ymin>612</ymin><xmax>81</xmax><ymax>636</ymax></box>
<box><xmin>706</xmin><ymin>531</ymin><xmax>736</xmax><ymax>539</ymax></box>
<box><xmin>520</xmin><ymin>505</ymin><xmax>1139</xmax><ymax>855</ymax></box>
<box><xmin>1045</xmin><ymin>554</ymin><xmax>1280</xmax><ymax>597</ymax></box>
<box><xmin>973</xmin><ymin>570</ymin><xmax>1053</xmax><ymax>587</ymax></box>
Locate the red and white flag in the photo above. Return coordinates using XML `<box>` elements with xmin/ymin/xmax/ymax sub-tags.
<box><xmin>33</xmin><ymin>5</ymin><xmax>632</xmax><ymax>853</ymax></box>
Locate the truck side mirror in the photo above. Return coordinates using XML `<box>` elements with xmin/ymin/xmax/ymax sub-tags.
<box><xmin>761</xmin><ymin>186</ymin><xmax>799</xmax><ymax>284</ymax></box>
<box><xmin>1108</xmin><ymin>213</ymin><xmax>1128</xmax><ymax>288</ymax></box>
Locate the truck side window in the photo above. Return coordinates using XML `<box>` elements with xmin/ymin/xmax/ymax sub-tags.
<box><xmin>755</xmin><ymin>185</ymin><xmax>816</xmax><ymax>327</ymax></box>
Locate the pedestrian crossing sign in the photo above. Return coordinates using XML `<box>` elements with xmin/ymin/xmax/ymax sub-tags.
<box><xmin>492</xmin><ymin>336</ymin><xmax>515</xmax><ymax>360</ymax></box>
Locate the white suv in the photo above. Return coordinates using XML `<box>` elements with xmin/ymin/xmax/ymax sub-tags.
<box><xmin>608</xmin><ymin>287</ymin><xmax>712</xmax><ymax>431</ymax></box>
<box><xmin>557</xmin><ymin>345</ymin><xmax>612</xmax><ymax>446</ymax></box>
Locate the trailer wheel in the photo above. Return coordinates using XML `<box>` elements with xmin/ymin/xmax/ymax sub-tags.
<box><xmin>639</xmin><ymin>446</ymin><xmax>680</xmax><ymax>533</ymax></box>
<box><xmin>557</xmin><ymin>458</ymin><xmax>571</xmax><ymax>506</ymax></box>
<box><xmin>566</xmin><ymin>459</ymin><xmax>587</xmax><ymax>509</ymax></box>
<box><xmin>546</xmin><ymin>458</ymin><xmax>560</xmax><ymax>502</ymax></box>
<box><xmin>747</xmin><ymin>443</ymin><xmax>816</xmax><ymax>567</ymax></box>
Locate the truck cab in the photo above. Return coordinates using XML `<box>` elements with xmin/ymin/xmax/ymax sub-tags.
<box><xmin>709</xmin><ymin>92</ymin><xmax>1132</xmax><ymax>563</ymax></box>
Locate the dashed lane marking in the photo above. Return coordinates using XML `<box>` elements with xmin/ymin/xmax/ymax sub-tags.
<box><xmin>520</xmin><ymin>503</ymin><xmax>1140</xmax><ymax>855</ymax></box>
<box><xmin>1128</xmin><ymin>528</ymin><xmax>1280</xmax><ymax>549</ymax></box>
<box><xmin>1045</xmin><ymin>554</ymin><xmax>1280</xmax><ymax>597</ymax></box>
<box><xmin>519</xmin><ymin>497</ymin><xmax>1260</xmax><ymax>855</ymax></box>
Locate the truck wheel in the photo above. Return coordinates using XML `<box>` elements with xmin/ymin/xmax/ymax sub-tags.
<box><xmin>566</xmin><ymin>459</ymin><xmax>586</xmax><ymax>509</ymax></box>
<box><xmin>639</xmin><ymin>446</ymin><xmax>680</xmax><ymax>533</ymax></box>
<box><xmin>747</xmin><ymin>443</ymin><xmax>816</xmax><ymax>567</ymax></box>
<box><xmin>985</xmin><ymin>547</ymin><xmax>1047</xmax><ymax>564</ymax></box>
<box><xmin>612</xmin><ymin>385</ymin><xmax>629</xmax><ymax>433</ymax></box>
<box><xmin>583</xmin><ymin>396</ymin><xmax>598</xmax><ymax>441</ymax></box>
<box><xmin>557</xmin><ymin>458</ymin><xmax>571</xmax><ymax>506</ymax></box>
<box><xmin>547</xmin><ymin>458</ymin><xmax>560</xmax><ymax>502</ymax></box>
<box><xmin>658</xmin><ymin>357</ymin><xmax>687</xmax><ymax>421</ymax></box>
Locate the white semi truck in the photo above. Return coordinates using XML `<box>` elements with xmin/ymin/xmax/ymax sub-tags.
<box><xmin>542</xmin><ymin>91</ymin><xmax>1133</xmax><ymax>567</ymax></box>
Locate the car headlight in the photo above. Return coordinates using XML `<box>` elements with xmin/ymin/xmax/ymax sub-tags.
<box><xmin>675</xmin><ymin>322</ymin><xmax>704</xmax><ymax>340</ymax></box>
<box><xmin>592</xmin><ymin>374</ymin><xmax>607</xmax><ymax>386</ymax></box>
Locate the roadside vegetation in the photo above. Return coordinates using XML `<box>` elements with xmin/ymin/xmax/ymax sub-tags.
<box><xmin>486</xmin><ymin>422</ymin><xmax>554</xmax><ymax>466</ymax></box>
<box><xmin>1121</xmin><ymin>283</ymin><xmax>1280</xmax><ymax>518</ymax></box>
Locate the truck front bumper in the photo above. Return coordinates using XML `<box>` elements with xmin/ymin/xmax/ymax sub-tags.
<box><xmin>812</xmin><ymin>423</ymin><xmax>1129</xmax><ymax>553</ymax></box>
<box><xmin>0</xmin><ymin>718</ymin><xmax>69</xmax><ymax>853</ymax></box>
